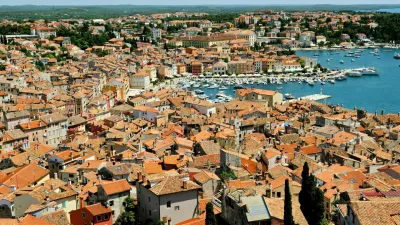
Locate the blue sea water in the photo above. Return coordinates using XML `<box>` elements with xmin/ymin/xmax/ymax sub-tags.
<box><xmin>358</xmin><ymin>8</ymin><xmax>400</xmax><ymax>13</ymax></box>
<box><xmin>196</xmin><ymin>48</ymin><xmax>400</xmax><ymax>113</ymax></box>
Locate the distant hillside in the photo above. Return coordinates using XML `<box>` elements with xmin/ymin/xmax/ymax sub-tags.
<box><xmin>0</xmin><ymin>4</ymin><xmax>399</xmax><ymax>20</ymax></box>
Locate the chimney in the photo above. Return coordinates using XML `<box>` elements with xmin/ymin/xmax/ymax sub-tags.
<box><xmin>182</xmin><ymin>180</ymin><xmax>188</xmax><ymax>189</ymax></box>
<box><xmin>9</xmin><ymin>185</ymin><xmax>16</xmax><ymax>192</ymax></box>
<box><xmin>54</xmin><ymin>173</ymin><xmax>58</xmax><ymax>180</ymax></box>
<box><xmin>50</xmin><ymin>184</ymin><xmax>55</xmax><ymax>190</ymax></box>
<box><xmin>266</xmin><ymin>183</ymin><xmax>272</xmax><ymax>198</ymax></box>
<box><xmin>142</xmin><ymin>174</ymin><xmax>147</xmax><ymax>183</ymax></box>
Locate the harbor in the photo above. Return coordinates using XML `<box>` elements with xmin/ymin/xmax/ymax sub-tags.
<box><xmin>177</xmin><ymin>66</ymin><xmax>377</xmax><ymax>104</ymax></box>
<box><xmin>172</xmin><ymin>47</ymin><xmax>400</xmax><ymax>112</ymax></box>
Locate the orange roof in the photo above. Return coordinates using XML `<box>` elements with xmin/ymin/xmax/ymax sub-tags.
<box><xmin>19</xmin><ymin>214</ymin><xmax>55</xmax><ymax>225</ymax></box>
<box><xmin>0</xmin><ymin>163</ymin><xmax>49</xmax><ymax>189</ymax></box>
<box><xmin>328</xmin><ymin>131</ymin><xmax>356</xmax><ymax>146</ymax></box>
<box><xmin>270</xmin><ymin>176</ymin><xmax>300</xmax><ymax>189</ymax></box>
<box><xmin>227</xmin><ymin>180</ymin><xmax>256</xmax><ymax>188</ymax></box>
<box><xmin>176</xmin><ymin>217</ymin><xmax>205</xmax><ymax>225</ymax></box>
<box><xmin>143</xmin><ymin>162</ymin><xmax>164</xmax><ymax>174</ymax></box>
<box><xmin>85</xmin><ymin>203</ymin><xmax>112</xmax><ymax>216</ymax></box>
<box><xmin>100</xmin><ymin>179</ymin><xmax>131</xmax><ymax>195</ymax></box>
<box><xmin>300</xmin><ymin>145</ymin><xmax>322</xmax><ymax>155</ymax></box>
<box><xmin>264</xmin><ymin>149</ymin><xmax>281</xmax><ymax>159</ymax></box>
<box><xmin>20</xmin><ymin>120</ymin><xmax>46</xmax><ymax>130</ymax></box>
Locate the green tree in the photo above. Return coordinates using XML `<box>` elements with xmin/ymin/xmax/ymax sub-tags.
<box><xmin>220</xmin><ymin>171</ymin><xmax>236</xmax><ymax>181</ymax></box>
<box><xmin>318</xmin><ymin>41</ymin><xmax>325</xmax><ymax>49</ymax></box>
<box><xmin>119</xmin><ymin>211</ymin><xmax>135</xmax><ymax>225</ymax></box>
<box><xmin>321</xmin><ymin>218</ymin><xmax>330</xmax><ymax>225</ymax></box>
<box><xmin>299</xmin><ymin>162</ymin><xmax>326</xmax><ymax>225</ymax></box>
<box><xmin>0</xmin><ymin>63</ymin><xmax>5</xmax><ymax>71</ymax></box>
<box><xmin>310</xmin><ymin>188</ymin><xmax>325</xmax><ymax>225</ymax></box>
<box><xmin>119</xmin><ymin>197</ymin><xmax>136</xmax><ymax>225</ymax></box>
<box><xmin>299</xmin><ymin>162</ymin><xmax>313</xmax><ymax>223</ymax></box>
<box><xmin>206</xmin><ymin>202</ymin><xmax>217</xmax><ymax>225</ymax></box>
<box><xmin>149</xmin><ymin>221</ymin><xmax>165</xmax><ymax>225</ymax></box>
<box><xmin>123</xmin><ymin>197</ymin><xmax>135</xmax><ymax>212</ymax></box>
<box><xmin>284</xmin><ymin>179</ymin><xmax>294</xmax><ymax>225</ymax></box>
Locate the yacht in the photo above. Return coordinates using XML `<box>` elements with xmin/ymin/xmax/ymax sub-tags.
<box><xmin>340</xmin><ymin>60</ymin><xmax>344</xmax><ymax>64</ymax></box>
<box><xmin>208</xmin><ymin>84</ymin><xmax>219</xmax><ymax>89</ymax></box>
<box><xmin>234</xmin><ymin>85</ymin><xmax>244</xmax><ymax>89</ymax></box>
<box><xmin>347</xmin><ymin>71</ymin><xmax>362</xmax><ymax>77</ymax></box>
<box><xmin>216</xmin><ymin>91</ymin><xmax>226</xmax><ymax>97</ymax></box>
<box><xmin>362</xmin><ymin>67</ymin><xmax>379</xmax><ymax>75</ymax></box>
<box><xmin>284</xmin><ymin>93</ymin><xmax>295</xmax><ymax>100</ymax></box>
<box><xmin>351</xmin><ymin>59</ymin><xmax>355</xmax><ymax>62</ymax></box>
<box><xmin>194</xmin><ymin>89</ymin><xmax>204</xmax><ymax>94</ymax></box>
<box><xmin>394</xmin><ymin>53</ymin><xmax>400</xmax><ymax>59</ymax></box>
<box><xmin>329</xmin><ymin>79</ymin><xmax>335</xmax><ymax>84</ymax></box>
<box><xmin>219</xmin><ymin>86</ymin><xmax>228</xmax><ymax>90</ymax></box>
<box><xmin>307</xmin><ymin>80</ymin><xmax>314</xmax><ymax>86</ymax></box>
<box><xmin>320</xmin><ymin>81</ymin><xmax>326</xmax><ymax>85</ymax></box>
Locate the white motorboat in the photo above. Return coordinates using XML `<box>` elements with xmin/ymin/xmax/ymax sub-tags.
<box><xmin>362</xmin><ymin>67</ymin><xmax>379</xmax><ymax>75</ymax></box>
<box><xmin>347</xmin><ymin>71</ymin><xmax>362</xmax><ymax>77</ymax></box>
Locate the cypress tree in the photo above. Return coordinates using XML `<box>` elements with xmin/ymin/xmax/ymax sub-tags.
<box><xmin>310</xmin><ymin>188</ymin><xmax>325</xmax><ymax>225</ymax></box>
<box><xmin>299</xmin><ymin>162</ymin><xmax>312</xmax><ymax>222</ymax></box>
<box><xmin>299</xmin><ymin>162</ymin><xmax>325</xmax><ymax>225</ymax></box>
<box><xmin>284</xmin><ymin>179</ymin><xmax>294</xmax><ymax>225</ymax></box>
<box><xmin>205</xmin><ymin>202</ymin><xmax>217</xmax><ymax>225</ymax></box>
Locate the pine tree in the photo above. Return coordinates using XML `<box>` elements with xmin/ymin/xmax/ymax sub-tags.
<box><xmin>284</xmin><ymin>179</ymin><xmax>294</xmax><ymax>225</ymax></box>
<box><xmin>205</xmin><ymin>202</ymin><xmax>217</xmax><ymax>225</ymax></box>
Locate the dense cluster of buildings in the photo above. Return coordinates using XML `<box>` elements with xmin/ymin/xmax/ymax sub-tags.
<box><xmin>0</xmin><ymin>8</ymin><xmax>392</xmax><ymax>225</ymax></box>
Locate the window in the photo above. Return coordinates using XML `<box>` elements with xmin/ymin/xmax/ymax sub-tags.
<box><xmin>104</xmin><ymin>214</ymin><xmax>109</xmax><ymax>220</ymax></box>
<box><xmin>277</xmin><ymin>192</ymin><xmax>281</xmax><ymax>198</ymax></box>
<box><xmin>109</xmin><ymin>200</ymin><xmax>114</xmax><ymax>206</ymax></box>
<box><xmin>97</xmin><ymin>215</ymin><xmax>102</xmax><ymax>221</ymax></box>
<box><xmin>174</xmin><ymin>206</ymin><xmax>180</xmax><ymax>211</ymax></box>
<box><xmin>167</xmin><ymin>201</ymin><xmax>171</xmax><ymax>208</ymax></box>
<box><xmin>82</xmin><ymin>212</ymin><xmax>86</xmax><ymax>218</ymax></box>
<box><xmin>62</xmin><ymin>202</ymin><xmax>66</xmax><ymax>208</ymax></box>
<box><xmin>149</xmin><ymin>210</ymin><xmax>152</xmax><ymax>216</ymax></box>
<box><xmin>148</xmin><ymin>196</ymin><xmax>151</xmax><ymax>202</ymax></box>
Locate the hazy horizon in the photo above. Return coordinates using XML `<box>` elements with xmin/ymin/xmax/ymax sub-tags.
<box><xmin>2</xmin><ymin>1</ymin><xmax>400</xmax><ymax>6</ymax></box>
